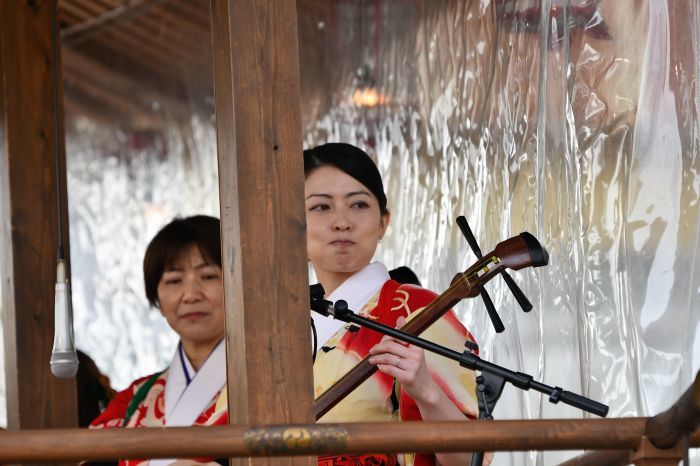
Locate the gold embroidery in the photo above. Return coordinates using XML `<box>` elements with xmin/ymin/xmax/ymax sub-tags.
<box><xmin>391</xmin><ymin>289</ymin><xmax>410</xmax><ymax>315</ymax></box>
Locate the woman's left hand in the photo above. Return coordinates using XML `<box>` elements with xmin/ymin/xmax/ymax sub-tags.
<box><xmin>368</xmin><ymin>317</ymin><xmax>441</xmax><ymax>406</ymax></box>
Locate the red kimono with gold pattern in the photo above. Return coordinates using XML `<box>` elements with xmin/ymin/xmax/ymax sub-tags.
<box><xmin>315</xmin><ymin>279</ymin><xmax>478</xmax><ymax>466</ymax></box>
<box><xmin>90</xmin><ymin>370</ymin><xmax>228</xmax><ymax>466</ymax></box>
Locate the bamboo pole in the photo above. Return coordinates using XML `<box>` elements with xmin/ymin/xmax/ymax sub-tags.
<box><xmin>0</xmin><ymin>419</ymin><xmax>695</xmax><ymax>463</ymax></box>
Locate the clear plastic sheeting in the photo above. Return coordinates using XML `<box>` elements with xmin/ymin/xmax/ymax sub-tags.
<box><xmin>0</xmin><ymin>0</ymin><xmax>694</xmax><ymax>463</ymax></box>
<box><xmin>65</xmin><ymin>116</ymin><xmax>219</xmax><ymax>390</ymax></box>
<box><xmin>303</xmin><ymin>1</ymin><xmax>699</xmax><ymax>464</ymax></box>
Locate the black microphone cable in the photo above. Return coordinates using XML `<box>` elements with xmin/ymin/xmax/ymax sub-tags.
<box><xmin>310</xmin><ymin>283</ymin><xmax>325</xmax><ymax>363</ymax></box>
<box><xmin>311</xmin><ymin>317</ymin><xmax>318</xmax><ymax>363</ymax></box>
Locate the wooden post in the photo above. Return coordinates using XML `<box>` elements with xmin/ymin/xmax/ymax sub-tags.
<box><xmin>0</xmin><ymin>0</ymin><xmax>78</xmax><ymax>438</ymax></box>
<box><xmin>629</xmin><ymin>436</ymin><xmax>684</xmax><ymax>466</ymax></box>
<box><xmin>209</xmin><ymin>1</ymin><xmax>315</xmax><ymax>465</ymax></box>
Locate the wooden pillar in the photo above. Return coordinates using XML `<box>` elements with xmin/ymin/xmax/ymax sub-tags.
<box><xmin>209</xmin><ymin>1</ymin><xmax>315</xmax><ymax>465</ymax></box>
<box><xmin>0</xmin><ymin>0</ymin><xmax>78</xmax><ymax>437</ymax></box>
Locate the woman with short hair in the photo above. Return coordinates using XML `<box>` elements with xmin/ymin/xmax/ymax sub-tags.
<box><xmin>90</xmin><ymin>215</ymin><xmax>226</xmax><ymax>466</ymax></box>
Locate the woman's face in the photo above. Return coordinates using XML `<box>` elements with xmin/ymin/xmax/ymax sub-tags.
<box><xmin>156</xmin><ymin>244</ymin><xmax>225</xmax><ymax>350</ymax></box>
<box><xmin>305</xmin><ymin>165</ymin><xmax>389</xmax><ymax>283</ymax></box>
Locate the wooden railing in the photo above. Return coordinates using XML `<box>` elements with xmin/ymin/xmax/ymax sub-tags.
<box><xmin>0</xmin><ymin>372</ymin><xmax>697</xmax><ymax>464</ymax></box>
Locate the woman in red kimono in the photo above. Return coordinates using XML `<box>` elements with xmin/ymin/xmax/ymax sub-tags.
<box><xmin>305</xmin><ymin>143</ymin><xmax>481</xmax><ymax>466</ymax></box>
<box><xmin>90</xmin><ymin>215</ymin><xmax>228</xmax><ymax>466</ymax></box>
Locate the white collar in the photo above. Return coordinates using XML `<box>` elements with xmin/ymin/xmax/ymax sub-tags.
<box><xmin>151</xmin><ymin>339</ymin><xmax>227</xmax><ymax>466</ymax></box>
<box><xmin>312</xmin><ymin>262</ymin><xmax>391</xmax><ymax>347</ymax></box>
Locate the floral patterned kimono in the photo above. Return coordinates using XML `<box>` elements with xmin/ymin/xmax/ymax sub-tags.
<box><xmin>313</xmin><ymin>262</ymin><xmax>479</xmax><ymax>466</ymax></box>
<box><xmin>90</xmin><ymin>340</ymin><xmax>228</xmax><ymax>466</ymax></box>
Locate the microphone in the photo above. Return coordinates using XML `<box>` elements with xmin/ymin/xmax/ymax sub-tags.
<box><xmin>309</xmin><ymin>283</ymin><xmax>333</xmax><ymax>317</ymax></box>
<box><xmin>50</xmin><ymin>258</ymin><xmax>78</xmax><ymax>378</ymax></box>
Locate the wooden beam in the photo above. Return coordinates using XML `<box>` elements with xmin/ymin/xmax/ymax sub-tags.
<box><xmin>170</xmin><ymin>0</ymin><xmax>212</xmax><ymax>31</ymax></box>
<box><xmin>0</xmin><ymin>419</ymin><xmax>698</xmax><ymax>463</ymax></box>
<box><xmin>59</xmin><ymin>0</ymin><xmax>152</xmax><ymax>40</ymax></box>
<box><xmin>61</xmin><ymin>47</ymin><xmax>195</xmax><ymax>122</ymax></box>
<box><xmin>209</xmin><ymin>1</ymin><xmax>314</xmax><ymax>465</ymax></box>
<box><xmin>0</xmin><ymin>0</ymin><xmax>78</xmax><ymax>435</ymax></box>
<box><xmin>60</xmin><ymin>37</ymin><xmax>199</xmax><ymax>109</ymax></box>
<box><xmin>63</xmin><ymin>88</ymin><xmax>130</xmax><ymax>128</ymax></box>
<box><xmin>59</xmin><ymin>1</ymin><xmax>204</xmax><ymax>81</ymax></box>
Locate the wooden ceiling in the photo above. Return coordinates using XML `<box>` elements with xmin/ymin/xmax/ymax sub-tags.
<box><xmin>58</xmin><ymin>0</ymin><xmax>211</xmax><ymax>127</ymax></box>
<box><xmin>58</xmin><ymin>0</ymin><xmax>329</xmax><ymax>130</ymax></box>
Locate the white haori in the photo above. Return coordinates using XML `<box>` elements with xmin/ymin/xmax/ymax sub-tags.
<box><xmin>149</xmin><ymin>339</ymin><xmax>226</xmax><ymax>466</ymax></box>
<box><xmin>312</xmin><ymin>261</ymin><xmax>391</xmax><ymax>348</ymax></box>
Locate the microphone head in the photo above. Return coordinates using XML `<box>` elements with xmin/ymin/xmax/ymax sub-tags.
<box><xmin>309</xmin><ymin>283</ymin><xmax>325</xmax><ymax>301</ymax></box>
<box><xmin>50</xmin><ymin>350</ymin><xmax>79</xmax><ymax>378</ymax></box>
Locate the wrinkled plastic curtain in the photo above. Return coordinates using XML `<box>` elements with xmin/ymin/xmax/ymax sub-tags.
<box><xmin>304</xmin><ymin>1</ymin><xmax>700</xmax><ymax>464</ymax></box>
<box><xmin>1</xmin><ymin>0</ymin><xmax>694</xmax><ymax>463</ymax></box>
<box><xmin>64</xmin><ymin>117</ymin><xmax>219</xmax><ymax>390</ymax></box>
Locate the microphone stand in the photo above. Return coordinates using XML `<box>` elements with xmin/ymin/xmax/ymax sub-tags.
<box><xmin>310</xmin><ymin>297</ymin><xmax>609</xmax><ymax>464</ymax></box>
<box><xmin>468</xmin><ymin>363</ymin><xmax>504</xmax><ymax>466</ymax></box>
